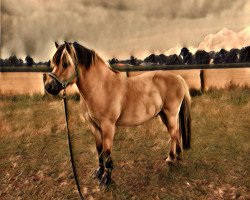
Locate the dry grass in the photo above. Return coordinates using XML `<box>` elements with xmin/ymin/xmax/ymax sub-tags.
<box><xmin>0</xmin><ymin>88</ymin><xmax>249</xmax><ymax>199</ymax></box>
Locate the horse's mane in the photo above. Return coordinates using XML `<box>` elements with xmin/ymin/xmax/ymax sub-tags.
<box><xmin>73</xmin><ymin>42</ymin><xmax>95</xmax><ymax>68</ymax></box>
<box><xmin>52</xmin><ymin>42</ymin><xmax>95</xmax><ymax>68</ymax></box>
<box><xmin>73</xmin><ymin>42</ymin><xmax>119</xmax><ymax>73</ymax></box>
<box><xmin>52</xmin><ymin>42</ymin><xmax>119</xmax><ymax>73</ymax></box>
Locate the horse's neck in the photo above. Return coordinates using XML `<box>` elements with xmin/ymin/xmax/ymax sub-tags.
<box><xmin>76</xmin><ymin>59</ymin><xmax>118</xmax><ymax>101</ymax></box>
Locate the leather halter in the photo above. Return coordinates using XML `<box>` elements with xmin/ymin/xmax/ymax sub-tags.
<box><xmin>49</xmin><ymin>59</ymin><xmax>79</xmax><ymax>89</ymax></box>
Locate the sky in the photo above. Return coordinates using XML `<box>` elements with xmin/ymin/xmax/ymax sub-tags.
<box><xmin>1</xmin><ymin>0</ymin><xmax>250</xmax><ymax>61</ymax></box>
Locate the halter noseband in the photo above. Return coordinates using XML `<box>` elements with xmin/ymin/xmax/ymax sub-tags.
<box><xmin>48</xmin><ymin>60</ymin><xmax>79</xmax><ymax>89</ymax></box>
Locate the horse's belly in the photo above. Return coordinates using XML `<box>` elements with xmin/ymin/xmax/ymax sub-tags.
<box><xmin>116</xmin><ymin>103</ymin><xmax>161</xmax><ymax>126</ymax></box>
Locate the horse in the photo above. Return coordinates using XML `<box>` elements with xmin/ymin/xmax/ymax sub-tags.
<box><xmin>44</xmin><ymin>41</ymin><xmax>192</xmax><ymax>187</ymax></box>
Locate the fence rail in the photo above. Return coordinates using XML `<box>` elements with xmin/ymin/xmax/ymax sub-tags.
<box><xmin>0</xmin><ymin>63</ymin><xmax>250</xmax><ymax>72</ymax></box>
<box><xmin>0</xmin><ymin>66</ymin><xmax>50</xmax><ymax>72</ymax></box>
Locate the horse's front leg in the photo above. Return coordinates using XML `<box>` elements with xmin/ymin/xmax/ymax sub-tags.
<box><xmin>100</xmin><ymin>121</ymin><xmax>115</xmax><ymax>187</ymax></box>
<box><xmin>89</xmin><ymin>122</ymin><xmax>104</xmax><ymax>180</ymax></box>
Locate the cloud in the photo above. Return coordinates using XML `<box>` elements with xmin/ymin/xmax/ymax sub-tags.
<box><xmin>198</xmin><ymin>27</ymin><xmax>250</xmax><ymax>51</ymax></box>
<box><xmin>1</xmin><ymin>0</ymin><xmax>250</xmax><ymax>60</ymax></box>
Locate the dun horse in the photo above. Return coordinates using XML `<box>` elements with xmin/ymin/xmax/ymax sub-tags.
<box><xmin>44</xmin><ymin>42</ymin><xmax>191</xmax><ymax>186</ymax></box>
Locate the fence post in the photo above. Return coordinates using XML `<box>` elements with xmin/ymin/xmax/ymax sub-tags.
<box><xmin>200</xmin><ymin>70</ymin><xmax>205</xmax><ymax>93</ymax></box>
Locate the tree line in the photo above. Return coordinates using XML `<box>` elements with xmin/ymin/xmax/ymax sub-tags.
<box><xmin>109</xmin><ymin>46</ymin><xmax>250</xmax><ymax>65</ymax></box>
<box><xmin>0</xmin><ymin>55</ymin><xmax>49</xmax><ymax>67</ymax></box>
<box><xmin>0</xmin><ymin>45</ymin><xmax>250</xmax><ymax>67</ymax></box>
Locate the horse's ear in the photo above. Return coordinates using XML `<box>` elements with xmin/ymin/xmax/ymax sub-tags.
<box><xmin>64</xmin><ymin>41</ymin><xmax>71</xmax><ymax>53</ymax></box>
<box><xmin>55</xmin><ymin>42</ymin><xmax>59</xmax><ymax>49</ymax></box>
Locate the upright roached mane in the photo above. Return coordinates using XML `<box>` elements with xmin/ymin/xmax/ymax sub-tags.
<box><xmin>44</xmin><ymin>41</ymin><xmax>192</xmax><ymax>187</ymax></box>
<box><xmin>52</xmin><ymin>42</ymin><xmax>95</xmax><ymax>68</ymax></box>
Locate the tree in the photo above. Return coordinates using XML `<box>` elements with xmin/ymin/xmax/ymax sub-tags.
<box><xmin>180</xmin><ymin>47</ymin><xmax>193</xmax><ymax>64</ymax></box>
<box><xmin>130</xmin><ymin>56</ymin><xmax>137</xmax><ymax>65</ymax></box>
<box><xmin>0</xmin><ymin>59</ymin><xmax>4</xmax><ymax>67</ymax></box>
<box><xmin>194</xmin><ymin>50</ymin><xmax>210</xmax><ymax>64</ymax></box>
<box><xmin>144</xmin><ymin>54</ymin><xmax>159</xmax><ymax>63</ymax></box>
<box><xmin>9</xmin><ymin>55</ymin><xmax>20</xmax><ymax>66</ymax></box>
<box><xmin>165</xmin><ymin>54</ymin><xmax>184</xmax><ymax>65</ymax></box>
<box><xmin>18</xmin><ymin>59</ymin><xmax>24</xmax><ymax>66</ymax></box>
<box><xmin>46</xmin><ymin>60</ymin><xmax>51</xmax><ymax>67</ymax></box>
<box><xmin>226</xmin><ymin>49</ymin><xmax>239</xmax><ymax>63</ymax></box>
<box><xmin>108</xmin><ymin>58</ymin><xmax>119</xmax><ymax>65</ymax></box>
<box><xmin>25</xmin><ymin>55</ymin><xmax>34</xmax><ymax>66</ymax></box>
<box><xmin>239</xmin><ymin>46</ymin><xmax>250</xmax><ymax>63</ymax></box>
<box><xmin>158</xmin><ymin>54</ymin><xmax>168</xmax><ymax>65</ymax></box>
<box><xmin>214</xmin><ymin>49</ymin><xmax>229</xmax><ymax>64</ymax></box>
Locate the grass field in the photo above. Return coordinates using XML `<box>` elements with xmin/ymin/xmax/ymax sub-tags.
<box><xmin>0</xmin><ymin>88</ymin><xmax>249</xmax><ymax>200</ymax></box>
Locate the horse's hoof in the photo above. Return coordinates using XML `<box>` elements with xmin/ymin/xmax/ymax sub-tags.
<box><xmin>176</xmin><ymin>155</ymin><xmax>182</xmax><ymax>161</ymax></box>
<box><xmin>165</xmin><ymin>156</ymin><xmax>176</xmax><ymax>164</ymax></box>
<box><xmin>92</xmin><ymin>168</ymin><xmax>104</xmax><ymax>181</ymax></box>
<box><xmin>101</xmin><ymin>173</ymin><xmax>112</xmax><ymax>188</ymax></box>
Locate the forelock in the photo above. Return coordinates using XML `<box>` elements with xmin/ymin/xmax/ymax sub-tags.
<box><xmin>52</xmin><ymin>44</ymin><xmax>65</xmax><ymax>65</ymax></box>
<box><xmin>61</xmin><ymin>50</ymin><xmax>71</xmax><ymax>68</ymax></box>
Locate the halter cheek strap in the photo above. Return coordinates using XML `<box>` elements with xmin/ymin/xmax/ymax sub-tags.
<box><xmin>49</xmin><ymin>71</ymin><xmax>77</xmax><ymax>89</ymax></box>
<box><xmin>49</xmin><ymin>60</ymin><xmax>79</xmax><ymax>89</ymax></box>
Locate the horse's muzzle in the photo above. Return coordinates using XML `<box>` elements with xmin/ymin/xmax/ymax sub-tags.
<box><xmin>45</xmin><ymin>79</ymin><xmax>63</xmax><ymax>95</ymax></box>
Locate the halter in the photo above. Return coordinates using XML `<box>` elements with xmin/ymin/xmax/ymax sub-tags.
<box><xmin>48</xmin><ymin>59</ymin><xmax>79</xmax><ymax>89</ymax></box>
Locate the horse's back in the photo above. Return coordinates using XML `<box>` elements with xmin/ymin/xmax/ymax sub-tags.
<box><xmin>128</xmin><ymin>70</ymin><xmax>182</xmax><ymax>82</ymax></box>
<box><xmin>128</xmin><ymin>70</ymin><xmax>185</xmax><ymax>96</ymax></box>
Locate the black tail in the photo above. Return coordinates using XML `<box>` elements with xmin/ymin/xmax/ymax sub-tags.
<box><xmin>179</xmin><ymin>96</ymin><xmax>191</xmax><ymax>150</ymax></box>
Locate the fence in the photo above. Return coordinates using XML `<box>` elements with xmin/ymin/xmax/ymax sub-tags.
<box><xmin>1</xmin><ymin>63</ymin><xmax>250</xmax><ymax>72</ymax></box>
<box><xmin>0</xmin><ymin>63</ymin><xmax>250</xmax><ymax>94</ymax></box>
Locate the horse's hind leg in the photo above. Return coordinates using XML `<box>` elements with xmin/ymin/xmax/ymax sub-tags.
<box><xmin>160</xmin><ymin>110</ymin><xmax>181</xmax><ymax>163</ymax></box>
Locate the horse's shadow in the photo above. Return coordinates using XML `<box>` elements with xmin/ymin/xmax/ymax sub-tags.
<box><xmin>101</xmin><ymin>158</ymin><xmax>189</xmax><ymax>191</ymax></box>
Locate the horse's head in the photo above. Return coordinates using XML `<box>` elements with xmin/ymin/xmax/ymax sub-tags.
<box><xmin>45</xmin><ymin>41</ymin><xmax>78</xmax><ymax>95</ymax></box>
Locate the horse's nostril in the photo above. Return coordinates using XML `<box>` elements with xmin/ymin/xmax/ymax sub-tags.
<box><xmin>45</xmin><ymin>84</ymin><xmax>51</xmax><ymax>92</ymax></box>
<box><xmin>45</xmin><ymin>80</ymin><xmax>62</xmax><ymax>96</ymax></box>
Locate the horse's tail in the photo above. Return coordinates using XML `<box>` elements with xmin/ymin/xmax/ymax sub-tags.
<box><xmin>178</xmin><ymin>76</ymin><xmax>191</xmax><ymax>150</ymax></box>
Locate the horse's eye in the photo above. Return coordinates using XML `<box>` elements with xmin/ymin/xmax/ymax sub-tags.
<box><xmin>62</xmin><ymin>62</ymin><xmax>68</xmax><ymax>68</ymax></box>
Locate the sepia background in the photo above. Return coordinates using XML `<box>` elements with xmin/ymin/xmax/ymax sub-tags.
<box><xmin>1</xmin><ymin>0</ymin><xmax>250</xmax><ymax>60</ymax></box>
<box><xmin>0</xmin><ymin>1</ymin><xmax>249</xmax><ymax>200</ymax></box>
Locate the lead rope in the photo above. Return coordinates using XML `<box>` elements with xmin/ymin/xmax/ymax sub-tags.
<box><xmin>62</xmin><ymin>89</ymin><xmax>84</xmax><ymax>200</ymax></box>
